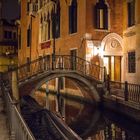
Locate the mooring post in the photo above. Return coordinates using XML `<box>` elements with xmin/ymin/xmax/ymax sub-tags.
<box><xmin>107</xmin><ymin>74</ymin><xmax>110</xmax><ymax>94</ymax></box>
<box><xmin>45</xmin><ymin>82</ymin><xmax>49</xmax><ymax>109</ymax></box>
<box><xmin>124</xmin><ymin>81</ymin><xmax>128</xmax><ymax>101</ymax></box>
<box><xmin>12</xmin><ymin>71</ymin><xmax>19</xmax><ymax>101</ymax></box>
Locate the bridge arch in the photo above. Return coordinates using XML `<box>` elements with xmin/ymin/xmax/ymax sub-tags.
<box><xmin>19</xmin><ymin>70</ymin><xmax>100</xmax><ymax>103</ymax></box>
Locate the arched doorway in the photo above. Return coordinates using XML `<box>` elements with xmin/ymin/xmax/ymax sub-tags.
<box><xmin>101</xmin><ymin>33</ymin><xmax>123</xmax><ymax>81</ymax></box>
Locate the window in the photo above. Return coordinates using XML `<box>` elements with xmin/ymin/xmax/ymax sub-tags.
<box><xmin>27</xmin><ymin>27</ymin><xmax>31</xmax><ymax>47</ymax></box>
<box><xmin>95</xmin><ymin>0</ymin><xmax>109</xmax><ymax>30</ymax></box>
<box><xmin>69</xmin><ymin>0</ymin><xmax>77</xmax><ymax>34</ymax></box>
<box><xmin>13</xmin><ymin>32</ymin><xmax>16</xmax><ymax>39</ymax></box>
<box><xmin>40</xmin><ymin>0</ymin><xmax>43</xmax><ymax>9</ymax></box>
<box><xmin>127</xmin><ymin>0</ymin><xmax>135</xmax><ymax>27</ymax></box>
<box><xmin>47</xmin><ymin>13</ymin><xmax>50</xmax><ymax>40</ymax></box>
<box><xmin>18</xmin><ymin>30</ymin><xmax>21</xmax><ymax>50</ymax></box>
<box><xmin>27</xmin><ymin>2</ymin><xmax>30</xmax><ymax>13</ymax></box>
<box><xmin>9</xmin><ymin>31</ymin><xmax>12</xmax><ymax>39</ymax></box>
<box><xmin>128</xmin><ymin>51</ymin><xmax>135</xmax><ymax>73</ymax></box>
<box><xmin>4</xmin><ymin>31</ymin><xmax>8</xmax><ymax>39</ymax></box>
<box><xmin>4</xmin><ymin>31</ymin><xmax>12</xmax><ymax>39</ymax></box>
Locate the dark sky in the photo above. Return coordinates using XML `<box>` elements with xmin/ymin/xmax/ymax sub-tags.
<box><xmin>2</xmin><ymin>0</ymin><xmax>20</xmax><ymax>20</ymax></box>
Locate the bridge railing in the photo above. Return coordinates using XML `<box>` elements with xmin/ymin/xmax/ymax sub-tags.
<box><xmin>15</xmin><ymin>55</ymin><xmax>105</xmax><ymax>82</ymax></box>
<box><xmin>105</xmin><ymin>77</ymin><xmax>140</xmax><ymax>103</ymax></box>
<box><xmin>0</xmin><ymin>75</ymin><xmax>35</xmax><ymax>140</ymax></box>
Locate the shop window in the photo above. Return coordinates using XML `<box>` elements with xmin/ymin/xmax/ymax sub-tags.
<box><xmin>128</xmin><ymin>51</ymin><xmax>135</xmax><ymax>73</ymax></box>
<box><xmin>127</xmin><ymin>0</ymin><xmax>135</xmax><ymax>27</ymax></box>
<box><xmin>69</xmin><ymin>0</ymin><xmax>77</xmax><ymax>34</ymax></box>
<box><xmin>95</xmin><ymin>0</ymin><xmax>109</xmax><ymax>30</ymax></box>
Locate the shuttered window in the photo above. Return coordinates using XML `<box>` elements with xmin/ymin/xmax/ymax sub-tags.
<box><xmin>128</xmin><ymin>51</ymin><xmax>135</xmax><ymax>73</ymax></box>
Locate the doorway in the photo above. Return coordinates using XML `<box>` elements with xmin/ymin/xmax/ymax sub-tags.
<box><xmin>70</xmin><ymin>49</ymin><xmax>77</xmax><ymax>70</ymax></box>
<box><xmin>104</xmin><ymin>56</ymin><xmax>121</xmax><ymax>81</ymax></box>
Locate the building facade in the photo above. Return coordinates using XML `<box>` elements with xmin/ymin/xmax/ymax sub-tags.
<box><xmin>0</xmin><ymin>19</ymin><xmax>18</xmax><ymax>72</ymax></box>
<box><xmin>19</xmin><ymin>0</ymin><xmax>140</xmax><ymax>85</ymax></box>
<box><xmin>123</xmin><ymin>0</ymin><xmax>140</xmax><ymax>84</ymax></box>
<box><xmin>19</xmin><ymin>0</ymin><xmax>125</xmax><ymax>81</ymax></box>
<box><xmin>0</xmin><ymin>0</ymin><xmax>18</xmax><ymax>72</ymax></box>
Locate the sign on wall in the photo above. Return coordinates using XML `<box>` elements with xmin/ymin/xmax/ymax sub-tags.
<box><xmin>40</xmin><ymin>40</ymin><xmax>51</xmax><ymax>49</ymax></box>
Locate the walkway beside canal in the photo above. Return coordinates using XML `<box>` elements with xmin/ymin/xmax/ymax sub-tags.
<box><xmin>102</xmin><ymin>90</ymin><xmax>140</xmax><ymax>122</ymax></box>
<box><xmin>0</xmin><ymin>87</ymin><xmax>10</xmax><ymax>140</ymax></box>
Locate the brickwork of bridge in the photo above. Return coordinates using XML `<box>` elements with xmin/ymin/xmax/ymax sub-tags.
<box><xmin>18</xmin><ymin>70</ymin><xmax>104</xmax><ymax>102</ymax></box>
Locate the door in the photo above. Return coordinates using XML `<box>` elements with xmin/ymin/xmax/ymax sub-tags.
<box><xmin>104</xmin><ymin>56</ymin><xmax>121</xmax><ymax>81</ymax></box>
<box><xmin>70</xmin><ymin>49</ymin><xmax>77</xmax><ymax>70</ymax></box>
<box><xmin>114</xmin><ymin>56</ymin><xmax>121</xmax><ymax>81</ymax></box>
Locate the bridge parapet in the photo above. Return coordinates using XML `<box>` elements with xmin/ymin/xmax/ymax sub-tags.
<box><xmin>13</xmin><ymin>55</ymin><xmax>105</xmax><ymax>83</ymax></box>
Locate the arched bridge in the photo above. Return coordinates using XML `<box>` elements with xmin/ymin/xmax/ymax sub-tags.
<box><xmin>6</xmin><ymin>55</ymin><xmax>105</xmax><ymax>102</ymax></box>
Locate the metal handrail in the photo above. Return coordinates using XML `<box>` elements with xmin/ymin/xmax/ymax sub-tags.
<box><xmin>9</xmin><ymin>55</ymin><xmax>104</xmax><ymax>82</ymax></box>
<box><xmin>108</xmin><ymin>80</ymin><xmax>140</xmax><ymax>103</ymax></box>
<box><xmin>1</xmin><ymin>83</ymin><xmax>35</xmax><ymax>140</ymax></box>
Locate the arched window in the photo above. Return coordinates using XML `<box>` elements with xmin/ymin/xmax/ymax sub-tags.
<box><xmin>69</xmin><ymin>0</ymin><xmax>77</xmax><ymax>34</ymax></box>
<box><xmin>47</xmin><ymin>13</ymin><xmax>50</xmax><ymax>40</ymax></box>
<box><xmin>55</xmin><ymin>1</ymin><xmax>60</xmax><ymax>38</ymax></box>
<box><xmin>51</xmin><ymin>1</ymin><xmax>61</xmax><ymax>39</ymax></box>
<box><xmin>95</xmin><ymin>0</ymin><xmax>109</xmax><ymax>30</ymax></box>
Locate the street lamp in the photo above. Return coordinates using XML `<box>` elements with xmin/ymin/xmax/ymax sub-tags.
<box><xmin>30</xmin><ymin>14</ymin><xmax>35</xmax><ymax>62</ymax></box>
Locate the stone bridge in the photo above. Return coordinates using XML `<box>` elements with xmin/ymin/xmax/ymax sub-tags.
<box><xmin>4</xmin><ymin>55</ymin><xmax>105</xmax><ymax>103</ymax></box>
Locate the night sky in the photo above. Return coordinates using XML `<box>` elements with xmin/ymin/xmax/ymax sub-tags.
<box><xmin>2</xmin><ymin>0</ymin><xmax>20</xmax><ymax>20</ymax></box>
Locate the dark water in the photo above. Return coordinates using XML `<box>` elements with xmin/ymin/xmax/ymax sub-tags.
<box><xmin>45</xmin><ymin>94</ymin><xmax>140</xmax><ymax>140</ymax></box>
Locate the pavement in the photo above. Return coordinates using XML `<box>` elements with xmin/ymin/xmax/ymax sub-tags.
<box><xmin>0</xmin><ymin>88</ymin><xmax>10</xmax><ymax>140</ymax></box>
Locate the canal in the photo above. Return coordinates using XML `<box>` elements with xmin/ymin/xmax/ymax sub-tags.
<box><xmin>33</xmin><ymin>91</ymin><xmax>140</xmax><ymax>140</ymax></box>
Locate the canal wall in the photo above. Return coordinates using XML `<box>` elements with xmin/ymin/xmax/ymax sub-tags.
<box><xmin>102</xmin><ymin>95</ymin><xmax>140</xmax><ymax>123</ymax></box>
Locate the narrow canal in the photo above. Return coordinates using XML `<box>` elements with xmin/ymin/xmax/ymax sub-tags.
<box><xmin>33</xmin><ymin>92</ymin><xmax>140</xmax><ymax>140</ymax></box>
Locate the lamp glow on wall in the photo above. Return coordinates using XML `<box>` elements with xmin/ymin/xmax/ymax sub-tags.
<box><xmin>93</xmin><ymin>46</ymin><xmax>104</xmax><ymax>58</ymax></box>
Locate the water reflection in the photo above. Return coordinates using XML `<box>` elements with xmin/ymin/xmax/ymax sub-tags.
<box><xmin>34</xmin><ymin>93</ymin><xmax>140</xmax><ymax>140</ymax></box>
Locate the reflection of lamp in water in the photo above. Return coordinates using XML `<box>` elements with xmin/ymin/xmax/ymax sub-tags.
<box><xmin>11</xmin><ymin>60</ymin><xmax>14</xmax><ymax>65</ymax></box>
<box><xmin>5</xmin><ymin>51</ymin><xmax>10</xmax><ymax>55</ymax></box>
